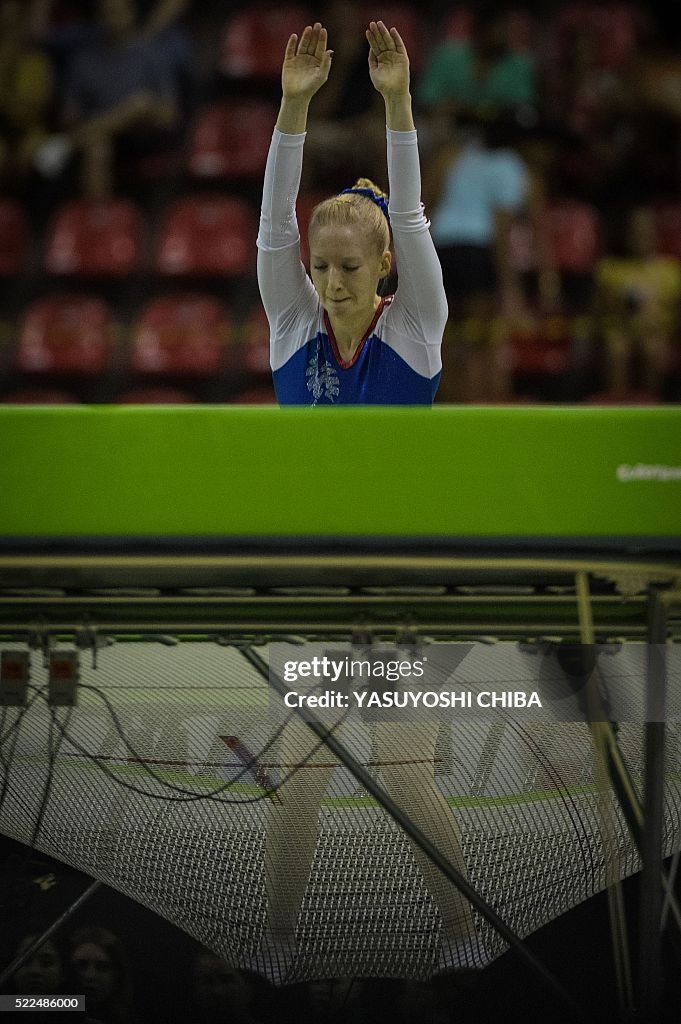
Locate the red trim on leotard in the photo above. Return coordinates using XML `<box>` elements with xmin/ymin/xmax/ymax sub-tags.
<box><xmin>324</xmin><ymin>296</ymin><xmax>393</xmax><ymax>368</ymax></box>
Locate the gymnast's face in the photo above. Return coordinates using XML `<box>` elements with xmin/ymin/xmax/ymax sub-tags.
<box><xmin>309</xmin><ymin>224</ymin><xmax>391</xmax><ymax>321</ymax></box>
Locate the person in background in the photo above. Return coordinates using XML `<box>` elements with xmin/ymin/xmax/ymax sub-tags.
<box><xmin>45</xmin><ymin>0</ymin><xmax>182</xmax><ymax>198</ymax></box>
<box><xmin>416</xmin><ymin>6</ymin><xmax>536</xmax><ymax>121</ymax></box>
<box><xmin>594</xmin><ymin>206</ymin><xmax>681</xmax><ymax>398</ymax></box>
<box><xmin>68</xmin><ymin>926</ymin><xmax>138</xmax><ymax>1024</ymax></box>
<box><xmin>422</xmin><ymin>109</ymin><xmax>530</xmax><ymax>401</ymax></box>
<box><xmin>0</xmin><ymin>0</ymin><xmax>54</xmax><ymax>193</ymax></box>
<box><xmin>189</xmin><ymin>949</ymin><xmax>266</xmax><ymax>1024</ymax></box>
<box><xmin>3</xmin><ymin>933</ymin><xmax>66</xmax><ymax>1024</ymax></box>
<box><xmin>9</xmin><ymin>934</ymin><xmax>63</xmax><ymax>995</ymax></box>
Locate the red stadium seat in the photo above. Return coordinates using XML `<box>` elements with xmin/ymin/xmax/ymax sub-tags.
<box><xmin>155</xmin><ymin>196</ymin><xmax>256</xmax><ymax>277</ymax></box>
<box><xmin>220</xmin><ymin>5</ymin><xmax>311</xmax><ymax>79</ymax></box>
<box><xmin>511</xmin><ymin>203</ymin><xmax>602</xmax><ymax>276</ymax></box>
<box><xmin>551</xmin><ymin>3</ymin><xmax>642</xmax><ymax>71</ymax></box>
<box><xmin>15</xmin><ymin>295</ymin><xmax>114</xmax><ymax>376</ymax></box>
<box><xmin>44</xmin><ymin>199</ymin><xmax>144</xmax><ymax>277</ymax></box>
<box><xmin>0</xmin><ymin>201</ymin><xmax>29</xmax><ymax>276</ymax></box>
<box><xmin>129</xmin><ymin>294</ymin><xmax>230</xmax><ymax>377</ymax></box>
<box><xmin>188</xmin><ymin>100</ymin><xmax>277</xmax><ymax>180</ymax></box>
<box><xmin>545</xmin><ymin>200</ymin><xmax>602</xmax><ymax>273</ymax></box>
<box><xmin>508</xmin><ymin>314</ymin><xmax>572</xmax><ymax>376</ymax></box>
<box><xmin>652</xmin><ymin>203</ymin><xmax>681</xmax><ymax>260</ymax></box>
<box><xmin>589</xmin><ymin>4</ymin><xmax>642</xmax><ymax>70</ymax></box>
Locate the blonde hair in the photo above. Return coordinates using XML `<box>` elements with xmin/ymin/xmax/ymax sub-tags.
<box><xmin>308</xmin><ymin>178</ymin><xmax>390</xmax><ymax>255</ymax></box>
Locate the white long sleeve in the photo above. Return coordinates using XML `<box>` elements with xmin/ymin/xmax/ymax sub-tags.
<box><xmin>256</xmin><ymin>129</ymin><xmax>318</xmax><ymax>338</ymax></box>
<box><xmin>385</xmin><ymin>129</ymin><xmax>449</xmax><ymax>354</ymax></box>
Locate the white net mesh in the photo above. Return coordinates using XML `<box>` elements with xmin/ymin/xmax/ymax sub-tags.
<box><xmin>1</xmin><ymin>640</ymin><xmax>680</xmax><ymax>984</ymax></box>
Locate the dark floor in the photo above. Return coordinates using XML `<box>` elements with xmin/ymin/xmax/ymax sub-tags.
<box><xmin>0</xmin><ymin>833</ymin><xmax>679</xmax><ymax>1023</ymax></box>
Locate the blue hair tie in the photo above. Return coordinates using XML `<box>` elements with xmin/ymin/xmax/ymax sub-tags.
<box><xmin>339</xmin><ymin>187</ymin><xmax>389</xmax><ymax>219</ymax></box>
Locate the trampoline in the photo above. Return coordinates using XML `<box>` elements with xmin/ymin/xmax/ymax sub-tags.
<box><xmin>1</xmin><ymin>404</ymin><xmax>680</xmax><ymax>1018</ymax></box>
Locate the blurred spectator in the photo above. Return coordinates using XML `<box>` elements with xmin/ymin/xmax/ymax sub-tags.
<box><xmin>0</xmin><ymin>0</ymin><xmax>55</xmax><ymax>193</ymax></box>
<box><xmin>594</xmin><ymin>205</ymin><xmax>681</xmax><ymax>397</ymax></box>
<box><xmin>399</xmin><ymin>978</ymin><xmax>450</xmax><ymax>1023</ymax></box>
<box><xmin>2</xmin><ymin>933</ymin><xmax>66</xmax><ymax>1024</ymax></box>
<box><xmin>540</xmin><ymin>3</ymin><xmax>646</xmax><ymax>136</ymax></box>
<box><xmin>613</xmin><ymin>34</ymin><xmax>681</xmax><ymax>202</ymax></box>
<box><xmin>9</xmin><ymin>934</ymin><xmax>63</xmax><ymax>995</ymax></box>
<box><xmin>135</xmin><ymin>0</ymin><xmax>194</xmax><ymax>121</ymax></box>
<box><xmin>423</xmin><ymin>110</ymin><xmax>531</xmax><ymax>400</ymax></box>
<box><xmin>189</xmin><ymin>949</ymin><xmax>267</xmax><ymax>1024</ymax></box>
<box><xmin>29</xmin><ymin>0</ymin><xmax>190</xmax><ymax>60</ymax></box>
<box><xmin>36</xmin><ymin>0</ymin><xmax>186</xmax><ymax>199</ymax></box>
<box><xmin>68</xmin><ymin>925</ymin><xmax>140</xmax><ymax>1024</ymax></box>
<box><xmin>491</xmin><ymin>104</ymin><xmax>561</xmax><ymax>313</ymax></box>
<box><xmin>28</xmin><ymin>0</ymin><xmax>99</xmax><ymax>100</ymax></box>
<box><xmin>416</xmin><ymin>6</ymin><xmax>536</xmax><ymax>121</ymax></box>
<box><xmin>303</xmin><ymin>976</ymin><xmax>371</xmax><ymax>1023</ymax></box>
<box><xmin>539</xmin><ymin>8</ymin><xmax>677</xmax><ymax>211</ymax></box>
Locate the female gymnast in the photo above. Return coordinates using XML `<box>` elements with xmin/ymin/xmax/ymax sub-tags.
<box><xmin>254</xmin><ymin>21</ymin><xmax>484</xmax><ymax>980</ymax></box>
<box><xmin>256</xmin><ymin>20</ymin><xmax>447</xmax><ymax>405</ymax></box>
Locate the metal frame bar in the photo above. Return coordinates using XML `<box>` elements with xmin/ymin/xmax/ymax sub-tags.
<box><xmin>637</xmin><ymin>589</ymin><xmax>673</xmax><ymax>1022</ymax></box>
<box><xmin>0</xmin><ymin>879</ymin><xmax>102</xmax><ymax>989</ymax></box>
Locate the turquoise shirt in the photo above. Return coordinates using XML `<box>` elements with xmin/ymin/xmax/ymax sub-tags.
<box><xmin>417</xmin><ymin>40</ymin><xmax>535</xmax><ymax>110</ymax></box>
<box><xmin>430</xmin><ymin>141</ymin><xmax>529</xmax><ymax>247</ymax></box>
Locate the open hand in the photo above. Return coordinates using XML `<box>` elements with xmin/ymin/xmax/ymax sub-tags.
<box><xmin>281</xmin><ymin>22</ymin><xmax>333</xmax><ymax>102</ymax></box>
<box><xmin>366</xmin><ymin>21</ymin><xmax>410</xmax><ymax>98</ymax></box>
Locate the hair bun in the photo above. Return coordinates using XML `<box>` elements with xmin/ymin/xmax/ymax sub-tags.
<box><xmin>353</xmin><ymin>177</ymin><xmax>388</xmax><ymax>201</ymax></box>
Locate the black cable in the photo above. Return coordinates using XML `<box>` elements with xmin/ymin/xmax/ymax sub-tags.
<box><xmin>0</xmin><ymin>696</ymin><xmax>39</xmax><ymax>820</ymax></box>
<box><xmin>79</xmin><ymin>675</ymin><xmax>352</xmax><ymax>800</ymax></box>
<box><xmin>42</xmin><ymin>680</ymin><xmax>354</xmax><ymax>807</ymax></box>
<box><xmin>0</xmin><ymin>687</ymin><xmax>41</xmax><ymax>743</ymax></box>
<box><xmin>25</xmin><ymin>696</ymin><xmax>73</xmax><ymax>855</ymax></box>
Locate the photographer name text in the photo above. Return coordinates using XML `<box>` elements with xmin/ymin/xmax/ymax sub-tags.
<box><xmin>283</xmin><ymin>689</ymin><xmax>542</xmax><ymax>709</ymax></box>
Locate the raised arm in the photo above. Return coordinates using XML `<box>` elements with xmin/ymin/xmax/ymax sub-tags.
<box><xmin>257</xmin><ymin>24</ymin><xmax>333</xmax><ymax>339</ymax></box>
<box><xmin>276</xmin><ymin>22</ymin><xmax>333</xmax><ymax>133</ymax></box>
<box><xmin>366</xmin><ymin>22</ymin><xmax>448</xmax><ymax>347</ymax></box>
<box><xmin>366</xmin><ymin>20</ymin><xmax>413</xmax><ymax>131</ymax></box>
